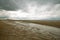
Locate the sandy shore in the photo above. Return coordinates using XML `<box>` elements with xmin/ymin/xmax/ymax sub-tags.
<box><xmin>0</xmin><ymin>21</ymin><xmax>60</xmax><ymax>40</ymax></box>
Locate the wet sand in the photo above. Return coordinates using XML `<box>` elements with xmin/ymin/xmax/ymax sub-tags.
<box><xmin>0</xmin><ymin>20</ymin><xmax>60</xmax><ymax>40</ymax></box>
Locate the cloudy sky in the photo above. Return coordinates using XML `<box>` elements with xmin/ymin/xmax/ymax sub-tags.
<box><xmin>0</xmin><ymin>0</ymin><xmax>60</xmax><ymax>20</ymax></box>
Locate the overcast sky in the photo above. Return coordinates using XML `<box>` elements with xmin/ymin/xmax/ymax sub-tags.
<box><xmin>0</xmin><ymin>0</ymin><xmax>60</xmax><ymax>20</ymax></box>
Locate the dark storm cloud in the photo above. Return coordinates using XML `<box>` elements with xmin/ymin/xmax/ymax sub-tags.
<box><xmin>38</xmin><ymin>0</ymin><xmax>60</xmax><ymax>4</ymax></box>
<box><xmin>0</xmin><ymin>0</ymin><xmax>60</xmax><ymax>11</ymax></box>
<box><xmin>0</xmin><ymin>0</ymin><xmax>18</xmax><ymax>10</ymax></box>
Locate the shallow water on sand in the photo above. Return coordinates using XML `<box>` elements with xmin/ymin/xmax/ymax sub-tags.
<box><xmin>0</xmin><ymin>21</ymin><xmax>60</xmax><ymax>40</ymax></box>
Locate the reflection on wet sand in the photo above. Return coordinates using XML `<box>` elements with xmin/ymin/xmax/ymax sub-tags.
<box><xmin>0</xmin><ymin>21</ymin><xmax>60</xmax><ymax>40</ymax></box>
